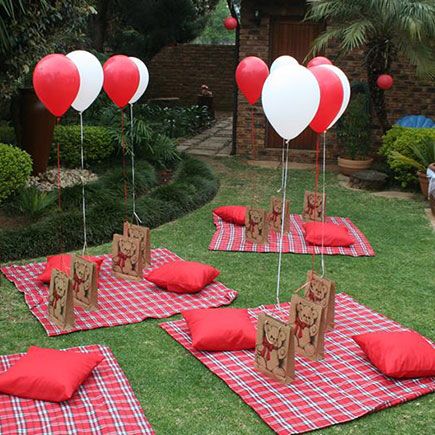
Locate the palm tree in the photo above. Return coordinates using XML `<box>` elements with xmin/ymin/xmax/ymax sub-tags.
<box><xmin>305</xmin><ymin>0</ymin><xmax>435</xmax><ymax>133</ymax></box>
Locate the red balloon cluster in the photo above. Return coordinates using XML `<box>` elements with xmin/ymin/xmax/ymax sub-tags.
<box><xmin>377</xmin><ymin>74</ymin><xmax>394</xmax><ymax>90</ymax></box>
<box><xmin>223</xmin><ymin>16</ymin><xmax>238</xmax><ymax>30</ymax></box>
<box><xmin>33</xmin><ymin>53</ymin><xmax>146</xmax><ymax>116</ymax></box>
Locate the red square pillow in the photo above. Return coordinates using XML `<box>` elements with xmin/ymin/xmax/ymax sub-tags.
<box><xmin>37</xmin><ymin>254</ymin><xmax>104</xmax><ymax>283</ymax></box>
<box><xmin>0</xmin><ymin>346</ymin><xmax>103</xmax><ymax>402</ymax></box>
<box><xmin>353</xmin><ymin>331</ymin><xmax>435</xmax><ymax>378</ymax></box>
<box><xmin>214</xmin><ymin>205</ymin><xmax>247</xmax><ymax>226</ymax></box>
<box><xmin>182</xmin><ymin>308</ymin><xmax>256</xmax><ymax>351</ymax></box>
<box><xmin>145</xmin><ymin>260</ymin><xmax>220</xmax><ymax>294</ymax></box>
<box><xmin>303</xmin><ymin>221</ymin><xmax>355</xmax><ymax>247</ymax></box>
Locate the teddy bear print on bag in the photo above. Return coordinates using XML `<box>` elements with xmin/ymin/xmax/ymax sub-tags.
<box><xmin>255</xmin><ymin>313</ymin><xmax>295</xmax><ymax>383</ymax></box>
<box><xmin>71</xmin><ymin>256</ymin><xmax>98</xmax><ymax>311</ymax></box>
<box><xmin>302</xmin><ymin>191</ymin><xmax>326</xmax><ymax>222</ymax></box>
<box><xmin>269</xmin><ymin>196</ymin><xmax>290</xmax><ymax>233</ymax></box>
<box><xmin>48</xmin><ymin>269</ymin><xmax>74</xmax><ymax>330</ymax></box>
<box><xmin>304</xmin><ymin>270</ymin><xmax>336</xmax><ymax>331</ymax></box>
<box><xmin>123</xmin><ymin>222</ymin><xmax>151</xmax><ymax>267</ymax></box>
<box><xmin>245</xmin><ymin>207</ymin><xmax>269</xmax><ymax>244</ymax></box>
<box><xmin>289</xmin><ymin>294</ymin><xmax>326</xmax><ymax>361</ymax></box>
<box><xmin>112</xmin><ymin>234</ymin><xmax>144</xmax><ymax>281</ymax></box>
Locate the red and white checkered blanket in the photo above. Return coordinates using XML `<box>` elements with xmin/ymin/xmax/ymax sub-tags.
<box><xmin>209</xmin><ymin>213</ymin><xmax>375</xmax><ymax>256</ymax></box>
<box><xmin>1</xmin><ymin>248</ymin><xmax>237</xmax><ymax>336</ymax></box>
<box><xmin>0</xmin><ymin>345</ymin><xmax>153</xmax><ymax>435</ymax></box>
<box><xmin>161</xmin><ymin>293</ymin><xmax>435</xmax><ymax>434</ymax></box>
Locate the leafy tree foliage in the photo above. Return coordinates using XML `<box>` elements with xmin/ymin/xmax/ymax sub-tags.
<box><xmin>0</xmin><ymin>1</ymin><xmax>94</xmax><ymax>101</ymax></box>
<box><xmin>306</xmin><ymin>0</ymin><xmax>435</xmax><ymax>133</ymax></box>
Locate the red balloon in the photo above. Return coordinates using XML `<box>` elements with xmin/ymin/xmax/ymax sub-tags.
<box><xmin>33</xmin><ymin>54</ymin><xmax>80</xmax><ymax>117</ymax></box>
<box><xmin>224</xmin><ymin>16</ymin><xmax>238</xmax><ymax>30</ymax></box>
<box><xmin>309</xmin><ymin>65</ymin><xmax>344</xmax><ymax>133</ymax></box>
<box><xmin>103</xmin><ymin>55</ymin><xmax>140</xmax><ymax>108</ymax></box>
<box><xmin>377</xmin><ymin>74</ymin><xmax>393</xmax><ymax>90</ymax></box>
<box><xmin>307</xmin><ymin>56</ymin><xmax>333</xmax><ymax>68</ymax></box>
<box><xmin>236</xmin><ymin>56</ymin><xmax>269</xmax><ymax>105</ymax></box>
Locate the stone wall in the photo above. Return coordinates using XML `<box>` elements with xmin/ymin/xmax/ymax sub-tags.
<box><xmin>146</xmin><ymin>44</ymin><xmax>235</xmax><ymax>111</ymax></box>
<box><xmin>236</xmin><ymin>0</ymin><xmax>435</xmax><ymax>160</ymax></box>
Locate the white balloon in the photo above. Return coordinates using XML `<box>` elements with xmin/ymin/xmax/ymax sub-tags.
<box><xmin>67</xmin><ymin>50</ymin><xmax>103</xmax><ymax>113</ymax></box>
<box><xmin>262</xmin><ymin>65</ymin><xmax>320</xmax><ymax>140</ymax></box>
<box><xmin>322</xmin><ymin>64</ymin><xmax>351</xmax><ymax>129</ymax></box>
<box><xmin>129</xmin><ymin>57</ymin><xmax>149</xmax><ymax>104</ymax></box>
<box><xmin>270</xmin><ymin>55</ymin><xmax>298</xmax><ymax>74</ymax></box>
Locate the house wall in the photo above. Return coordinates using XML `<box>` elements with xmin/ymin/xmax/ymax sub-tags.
<box><xmin>146</xmin><ymin>44</ymin><xmax>235</xmax><ymax>111</ymax></box>
<box><xmin>236</xmin><ymin>0</ymin><xmax>435</xmax><ymax>160</ymax></box>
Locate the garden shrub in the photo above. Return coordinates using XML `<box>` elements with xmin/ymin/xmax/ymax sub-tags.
<box><xmin>379</xmin><ymin>126</ymin><xmax>435</xmax><ymax>187</ymax></box>
<box><xmin>0</xmin><ymin>125</ymin><xmax>15</xmax><ymax>144</ymax></box>
<box><xmin>0</xmin><ymin>143</ymin><xmax>32</xmax><ymax>204</ymax></box>
<box><xmin>0</xmin><ymin>156</ymin><xmax>218</xmax><ymax>261</ymax></box>
<box><xmin>51</xmin><ymin>125</ymin><xmax>114</xmax><ymax>168</ymax></box>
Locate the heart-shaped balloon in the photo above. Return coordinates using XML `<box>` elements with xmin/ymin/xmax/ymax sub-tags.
<box><xmin>33</xmin><ymin>54</ymin><xmax>80</xmax><ymax>117</ymax></box>
<box><xmin>309</xmin><ymin>65</ymin><xmax>344</xmax><ymax>133</ymax></box>
<box><xmin>103</xmin><ymin>55</ymin><xmax>140</xmax><ymax>108</ymax></box>
<box><xmin>236</xmin><ymin>56</ymin><xmax>269</xmax><ymax>105</ymax></box>
<box><xmin>262</xmin><ymin>65</ymin><xmax>320</xmax><ymax>140</ymax></box>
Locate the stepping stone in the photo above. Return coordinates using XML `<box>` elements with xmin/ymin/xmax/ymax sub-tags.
<box><xmin>349</xmin><ymin>170</ymin><xmax>388</xmax><ymax>191</ymax></box>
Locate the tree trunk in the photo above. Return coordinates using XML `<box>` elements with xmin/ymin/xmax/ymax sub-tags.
<box><xmin>91</xmin><ymin>0</ymin><xmax>110</xmax><ymax>51</ymax></box>
<box><xmin>365</xmin><ymin>40</ymin><xmax>392</xmax><ymax>134</ymax></box>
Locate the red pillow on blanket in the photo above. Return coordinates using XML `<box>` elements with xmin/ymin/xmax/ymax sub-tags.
<box><xmin>0</xmin><ymin>346</ymin><xmax>103</xmax><ymax>402</ymax></box>
<box><xmin>145</xmin><ymin>260</ymin><xmax>220</xmax><ymax>294</ymax></box>
<box><xmin>214</xmin><ymin>205</ymin><xmax>246</xmax><ymax>226</ymax></box>
<box><xmin>37</xmin><ymin>254</ymin><xmax>104</xmax><ymax>283</ymax></box>
<box><xmin>303</xmin><ymin>221</ymin><xmax>355</xmax><ymax>247</ymax></box>
<box><xmin>353</xmin><ymin>331</ymin><xmax>435</xmax><ymax>379</ymax></box>
<box><xmin>182</xmin><ymin>308</ymin><xmax>256</xmax><ymax>351</ymax></box>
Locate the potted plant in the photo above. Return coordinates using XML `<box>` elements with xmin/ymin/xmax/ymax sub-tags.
<box><xmin>389</xmin><ymin>138</ymin><xmax>435</xmax><ymax>197</ymax></box>
<box><xmin>336</xmin><ymin>93</ymin><xmax>373</xmax><ymax>175</ymax></box>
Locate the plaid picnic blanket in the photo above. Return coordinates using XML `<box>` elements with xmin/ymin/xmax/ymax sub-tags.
<box><xmin>161</xmin><ymin>293</ymin><xmax>435</xmax><ymax>434</ymax></box>
<box><xmin>1</xmin><ymin>248</ymin><xmax>237</xmax><ymax>336</ymax></box>
<box><xmin>209</xmin><ymin>213</ymin><xmax>375</xmax><ymax>257</ymax></box>
<box><xmin>0</xmin><ymin>345</ymin><xmax>153</xmax><ymax>435</ymax></box>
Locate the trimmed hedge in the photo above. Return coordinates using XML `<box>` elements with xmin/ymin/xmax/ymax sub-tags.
<box><xmin>0</xmin><ymin>156</ymin><xmax>219</xmax><ymax>261</ymax></box>
<box><xmin>0</xmin><ymin>143</ymin><xmax>32</xmax><ymax>204</ymax></box>
<box><xmin>51</xmin><ymin>125</ymin><xmax>114</xmax><ymax>168</ymax></box>
<box><xmin>379</xmin><ymin>126</ymin><xmax>435</xmax><ymax>187</ymax></box>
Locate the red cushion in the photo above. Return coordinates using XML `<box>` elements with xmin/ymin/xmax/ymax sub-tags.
<box><xmin>353</xmin><ymin>331</ymin><xmax>435</xmax><ymax>379</ymax></box>
<box><xmin>0</xmin><ymin>346</ymin><xmax>103</xmax><ymax>402</ymax></box>
<box><xmin>37</xmin><ymin>254</ymin><xmax>104</xmax><ymax>283</ymax></box>
<box><xmin>145</xmin><ymin>260</ymin><xmax>220</xmax><ymax>294</ymax></box>
<box><xmin>182</xmin><ymin>308</ymin><xmax>256</xmax><ymax>351</ymax></box>
<box><xmin>303</xmin><ymin>221</ymin><xmax>355</xmax><ymax>247</ymax></box>
<box><xmin>214</xmin><ymin>206</ymin><xmax>247</xmax><ymax>226</ymax></box>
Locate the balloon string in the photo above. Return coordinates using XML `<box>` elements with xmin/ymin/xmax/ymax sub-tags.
<box><xmin>277</xmin><ymin>139</ymin><xmax>285</xmax><ymax>193</ymax></box>
<box><xmin>56</xmin><ymin>116</ymin><xmax>65</xmax><ymax>254</ymax></box>
<box><xmin>276</xmin><ymin>139</ymin><xmax>290</xmax><ymax>307</ymax></box>
<box><xmin>121</xmin><ymin>109</ymin><xmax>128</xmax><ymax>221</ymax></box>
<box><xmin>130</xmin><ymin>104</ymin><xmax>142</xmax><ymax>225</ymax></box>
<box><xmin>250</xmin><ymin>107</ymin><xmax>258</xmax><ymax>205</ymax></box>
<box><xmin>79</xmin><ymin>112</ymin><xmax>87</xmax><ymax>255</ymax></box>
<box><xmin>320</xmin><ymin>131</ymin><xmax>327</xmax><ymax>277</ymax></box>
<box><xmin>311</xmin><ymin>134</ymin><xmax>321</xmax><ymax>273</ymax></box>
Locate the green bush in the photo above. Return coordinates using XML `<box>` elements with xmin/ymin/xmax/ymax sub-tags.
<box><xmin>0</xmin><ymin>156</ymin><xmax>218</xmax><ymax>261</ymax></box>
<box><xmin>0</xmin><ymin>143</ymin><xmax>32</xmax><ymax>204</ymax></box>
<box><xmin>0</xmin><ymin>125</ymin><xmax>15</xmax><ymax>144</ymax></box>
<box><xmin>51</xmin><ymin>125</ymin><xmax>114</xmax><ymax>168</ymax></box>
<box><xmin>379</xmin><ymin>126</ymin><xmax>435</xmax><ymax>187</ymax></box>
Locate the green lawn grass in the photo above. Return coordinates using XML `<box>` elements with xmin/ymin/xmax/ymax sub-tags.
<box><xmin>1</xmin><ymin>157</ymin><xmax>434</xmax><ymax>434</ymax></box>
